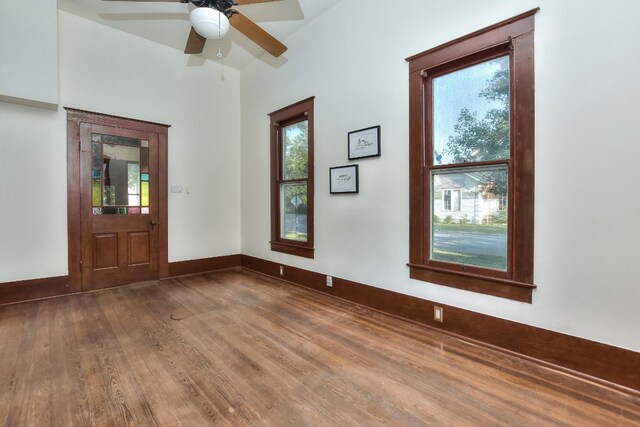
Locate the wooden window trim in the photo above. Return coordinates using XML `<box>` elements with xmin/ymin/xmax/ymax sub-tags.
<box><xmin>269</xmin><ymin>97</ymin><xmax>315</xmax><ymax>259</ymax></box>
<box><xmin>406</xmin><ymin>9</ymin><xmax>539</xmax><ymax>303</ymax></box>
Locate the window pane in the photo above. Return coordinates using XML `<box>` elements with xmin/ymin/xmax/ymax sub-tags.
<box><xmin>127</xmin><ymin>163</ymin><xmax>140</xmax><ymax>207</ymax></box>
<box><xmin>102</xmin><ymin>143</ymin><xmax>140</xmax><ymax>207</ymax></box>
<box><xmin>280</xmin><ymin>183</ymin><xmax>307</xmax><ymax>242</ymax></box>
<box><xmin>283</xmin><ymin>120</ymin><xmax>308</xmax><ymax>180</ymax></box>
<box><xmin>431</xmin><ymin>168</ymin><xmax>508</xmax><ymax>270</ymax></box>
<box><xmin>433</xmin><ymin>55</ymin><xmax>510</xmax><ymax>165</ymax></box>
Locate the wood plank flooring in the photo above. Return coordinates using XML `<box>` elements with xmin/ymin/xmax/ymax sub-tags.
<box><xmin>1</xmin><ymin>268</ymin><xmax>639</xmax><ymax>426</ymax></box>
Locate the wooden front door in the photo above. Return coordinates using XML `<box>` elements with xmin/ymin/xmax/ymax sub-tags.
<box><xmin>79</xmin><ymin>122</ymin><xmax>161</xmax><ymax>291</ymax></box>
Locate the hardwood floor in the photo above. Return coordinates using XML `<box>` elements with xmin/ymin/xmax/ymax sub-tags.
<box><xmin>0</xmin><ymin>269</ymin><xmax>639</xmax><ymax>426</ymax></box>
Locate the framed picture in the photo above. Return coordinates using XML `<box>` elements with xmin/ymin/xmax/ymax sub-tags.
<box><xmin>348</xmin><ymin>125</ymin><xmax>381</xmax><ymax>160</ymax></box>
<box><xmin>330</xmin><ymin>165</ymin><xmax>359</xmax><ymax>194</ymax></box>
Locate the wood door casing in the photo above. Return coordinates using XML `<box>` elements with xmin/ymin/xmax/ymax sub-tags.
<box><xmin>66</xmin><ymin>108</ymin><xmax>169</xmax><ymax>292</ymax></box>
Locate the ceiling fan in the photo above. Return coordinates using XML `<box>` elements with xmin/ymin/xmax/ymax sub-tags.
<box><xmin>103</xmin><ymin>0</ymin><xmax>287</xmax><ymax>57</ymax></box>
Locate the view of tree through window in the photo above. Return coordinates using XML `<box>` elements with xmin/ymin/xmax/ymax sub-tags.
<box><xmin>431</xmin><ymin>56</ymin><xmax>510</xmax><ymax>270</ymax></box>
<box><xmin>408</xmin><ymin>11</ymin><xmax>536</xmax><ymax>300</ymax></box>
<box><xmin>270</xmin><ymin>97</ymin><xmax>314</xmax><ymax>258</ymax></box>
<box><xmin>281</xmin><ymin>120</ymin><xmax>308</xmax><ymax>242</ymax></box>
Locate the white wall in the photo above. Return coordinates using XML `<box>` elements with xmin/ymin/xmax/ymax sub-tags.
<box><xmin>240</xmin><ymin>0</ymin><xmax>640</xmax><ymax>352</ymax></box>
<box><xmin>0</xmin><ymin>11</ymin><xmax>241</xmax><ymax>282</ymax></box>
<box><xmin>0</xmin><ymin>1</ymin><xmax>58</xmax><ymax>107</ymax></box>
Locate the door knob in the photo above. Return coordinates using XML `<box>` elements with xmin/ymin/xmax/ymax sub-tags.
<box><xmin>150</xmin><ymin>220</ymin><xmax>159</xmax><ymax>229</ymax></box>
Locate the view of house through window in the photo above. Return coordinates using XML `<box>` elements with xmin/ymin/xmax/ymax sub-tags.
<box><xmin>407</xmin><ymin>10</ymin><xmax>536</xmax><ymax>301</ymax></box>
<box><xmin>432</xmin><ymin>168</ymin><xmax>508</xmax><ymax>270</ymax></box>
<box><xmin>430</xmin><ymin>55</ymin><xmax>510</xmax><ymax>271</ymax></box>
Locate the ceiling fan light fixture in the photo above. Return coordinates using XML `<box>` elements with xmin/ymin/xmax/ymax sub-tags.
<box><xmin>190</xmin><ymin>7</ymin><xmax>230</xmax><ymax>40</ymax></box>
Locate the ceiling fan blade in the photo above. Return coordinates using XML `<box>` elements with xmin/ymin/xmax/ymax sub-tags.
<box><xmin>233</xmin><ymin>0</ymin><xmax>282</xmax><ymax>4</ymax></box>
<box><xmin>230</xmin><ymin>12</ymin><xmax>287</xmax><ymax>57</ymax></box>
<box><xmin>184</xmin><ymin>27</ymin><xmax>206</xmax><ymax>54</ymax></box>
<box><xmin>102</xmin><ymin>0</ymin><xmax>183</xmax><ymax>2</ymax></box>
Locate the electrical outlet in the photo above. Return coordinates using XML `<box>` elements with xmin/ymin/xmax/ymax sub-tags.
<box><xmin>279</xmin><ymin>266</ymin><xmax>284</xmax><ymax>276</ymax></box>
<box><xmin>326</xmin><ymin>275</ymin><xmax>333</xmax><ymax>287</ymax></box>
<box><xmin>434</xmin><ymin>306</ymin><xmax>444</xmax><ymax>323</ymax></box>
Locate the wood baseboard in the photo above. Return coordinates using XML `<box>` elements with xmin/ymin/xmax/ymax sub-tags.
<box><xmin>168</xmin><ymin>254</ymin><xmax>242</xmax><ymax>278</ymax></box>
<box><xmin>0</xmin><ymin>255</ymin><xmax>242</xmax><ymax>306</ymax></box>
<box><xmin>0</xmin><ymin>275</ymin><xmax>78</xmax><ymax>306</ymax></box>
<box><xmin>241</xmin><ymin>255</ymin><xmax>640</xmax><ymax>394</ymax></box>
<box><xmin>3</xmin><ymin>254</ymin><xmax>638</xmax><ymax>394</ymax></box>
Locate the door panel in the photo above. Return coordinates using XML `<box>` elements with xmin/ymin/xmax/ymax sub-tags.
<box><xmin>93</xmin><ymin>234</ymin><xmax>118</xmax><ymax>269</ymax></box>
<box><xmin>128</xmin><ymin>232</ymin><xmax>150</xmax><ymax>266</ymax></box>
<box><xmin>80</xmin><ymin>123</ymin><xmax>160</xmax><ymax>291</ymax></box>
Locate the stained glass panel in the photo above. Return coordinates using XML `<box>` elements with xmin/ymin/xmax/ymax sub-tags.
<box><xmin>141</xmin><ymin>207</ymin><xmax>150</xmax><ymax>214</ymax></box>
<box><xmin>128</xmin><ymin>207</ymin><xmax>141</xmax><ymax>214</ymax></box>
<box><xmin>140</xmin><ymin>148</ymin><xmax>149</xmax><ymax>173</ymax></box>
<box><xmin>102</xmin><ymin>135</ymin><xmax>117</xmax><ymax>144</ymax></box>
<box><xmin>102</xmin><ymin>207</ymin><xmax>118</xmax><ymax>215</ymax></box>
<box><xmin>92</xmin><ymin>180</ymin><xmax>102</xmax><ymax>207</ymax></box>
<box><xmin>92</xmin><ymin>207</ymin><xmax>102</xmax><ymax>215</ymax></box>
<box><xmin>141</xmin><ymin>173</ymin><xmax>149</xmax><ymax>181</ymax></box>
<box><xmin>141</xmin><ymin>181</ymin><xmax>149</xmax><ymax>206</ymax></box>
<box><xmin>92</xmin><ymin>142</ymin><xmax>102</xmax><ymax>171</ymax></box>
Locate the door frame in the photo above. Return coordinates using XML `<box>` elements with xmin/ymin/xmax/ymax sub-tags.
<box><xmin>66</xmin><ymin>108</ymin><xmax>170</xmax><ymax>291</ymax></box>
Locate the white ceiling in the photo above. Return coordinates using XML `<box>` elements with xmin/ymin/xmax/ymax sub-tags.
<box><xmin>58</xmin><ymin>0</ymin><xmax>342</xmax><ymax>70</ymax></box>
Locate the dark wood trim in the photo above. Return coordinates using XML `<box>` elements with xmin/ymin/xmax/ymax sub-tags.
<box><xmin>406</xmin><ymin>10</ymin><xmax>537</xmax><ymax>301</ymax></box>
<box><xmin>268</xmin><ymin>96</ymin><xmax>316</xmax><ymax>118</ymax></box>
<box><xmin>66</xmin><ymin>108</ymin><xmax>170</xmax><ymax>289</ymax></box>
<box><xmin>408</xmin><ymin>264</ymin><xmax>534</xmax><ymax>303</ymax></box>
<box><xmin>0</xmin><ymin>276</ymin><xmax>76</xmax><ymax>306</ymax></box>
<box><xmin>269</xmin><ymin>241</ymin><xmax>315</xmax><ymax>259</ymax></box>
<box><xmin>241</xmin><ymin>255</ymin><xmax>640</xmax><ymax>395</ymax></box>
<box><xmin>269</xmin><ymin>97</ymin><xmax>315</xmax><ymax>258</ymax></box>
<box><xmin>168</xmin><ymin>255</ymin><xmax>242</xmax><ymax>278</ymax></box>
<box><xmin>158</xmin><ymin>132</ymin><xmax>169</xmax><ymax>279</ymax></box>
<box><xmin>66</xmin><ymin>118</ymin><xmax>83</xmax><ymax>292</ymax></box>
<box><xmin>65</xmin><ymin>108</ymin><xmax>171</xmax><ymax>133</ymax></box>
<box><xmin>0</xmin><ymin>255</ymin><xmax>240</xmax><ymax>306</ymax></box>
<box><xmin>405</xmin><ymin>8</ymin><xmax>540</xmax><ymax>72</ymax></box>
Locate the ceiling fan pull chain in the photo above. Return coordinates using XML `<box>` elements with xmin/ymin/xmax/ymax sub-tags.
<box><xmin>218</xmin><ymin>11</ymin><xmax>226</xmax><ymax>81</ymax></box>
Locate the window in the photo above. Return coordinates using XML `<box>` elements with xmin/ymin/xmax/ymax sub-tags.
<box><xmin>442</xmin><ymin>189</ymin><xmax>461</xmax><ymax>212</ymax></box>
<box><xmin>269</xmin><ymin>97</ymin><xmax>315</xmax><ymax>258</ymax></box>
<box><xmin>406</xmin><ymin>10</ymin><xmax>538</xmax><ymax>302</ymax></box>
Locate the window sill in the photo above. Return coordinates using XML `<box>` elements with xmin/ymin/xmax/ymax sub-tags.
<box><xmin>407</xmin><ymin>263</ymin><xmax>535</xmax><ymax>303</ymax></box>
<box><xmin>271</xmin><ymin>241</ymin><xmax>315</xmax><ymax>259</ymax></box>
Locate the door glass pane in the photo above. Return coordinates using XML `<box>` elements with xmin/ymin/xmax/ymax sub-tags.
<box><xmin>141</xmin><ymin>181</ymin><xmax>149</xmax><ymax>207</ymax></box>
<box><xmin>92</xmin><ymin>180</ymin><xmax>102</xmax><ymax>207</ymax></box>
<box><xmin>127</xmin><ymin>163</ymin><xmax>140</xmax><ymax>206</ymax></box>
<box><xmin>431</xmin><ymin>167</ymin><xmax>508</xmax><ymax>270</ymax></box>
<box><xmin>280</xmin><ymin>183</ymin><xmax>307</xmax><ymax>242</ymax></box>
<box><xmin>283</xmin><ymin>120</ymin><xmax>308</xmax><ymax>180</ymax></box>
<box><xmin>92</xmin><ymin>133</ymin><xmax>148</xmax><ymax>215</ymax></box>
<box><xmin>432</xmin><ymin>55</ymin><xmax>510</xmax><ymax>165</ymax></box>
